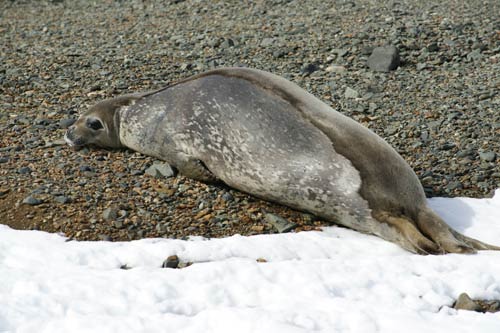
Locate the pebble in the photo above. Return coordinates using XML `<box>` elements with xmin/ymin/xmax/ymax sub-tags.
<box><xmin>453</xmin><ymin>293</ymin><xmax>482</xmax><ymax>312</ymax></box>
<box><xmin>18</xmin><ymin>167</ymin><xmax>32</xmax><ymax>174</ymax></box>
<box><xmin>23</xmin><ymin>196</ymin><xmax>43</xmax><ymax>206</ymax></box>
<box><xmin>59</xmin><ymin>118</ymin><xmax>76</xmax><ymax>129</ymax></box>
<box><xmin>103</xmin><ymin>207</ymin><xmax>119</xmax><ymax>220</ymax></box>
<box><xmin>264</xmin><ymin>213</ymin><xmax>297</xmax><ymax>233</ymax></box>
<box><xmin>221</xmin><ymin>192</ymin><xmax>234</xmax><ymax>202</ymax></box>
<box><xmin>162</xmin><ymin>255</ymin><xmax>180</xmax><ymax>269</ymax></box>
<box><xmin>113</xmin><ymin>220</ymin><xmax>124</xmax><ymax>229</ymax></box>
<box><xmin>54</xmin><ymin>196</ymin><xmax>71</xmax><ymax>204</ymax></box>
<box><xmin>344</xmin><ymin>87</ymin><xmax>359</xmax><ymax>99</ymax></box>
<box><xmin>367</xmin><ymin>45</ymin><xmax>400</xmax><ymax>72</ymax></box>
<box><xmin>479</xmin><ymin>151</ymin><xmax>496</xmax><ymax>162</ymax></box>
<box><xmin>145</xmin><ymin>163</ymin><xmax>175</xmax><ymax>178</ymax></box>
<box><xmin>325</xmin><ymin>65</ymin><xmax>346</xmax><ymax>73</ymax></box>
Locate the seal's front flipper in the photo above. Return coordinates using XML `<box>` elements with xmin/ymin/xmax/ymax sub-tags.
<box><xmin>176</xmin><ymin>156</ymin><xmax>218</xmax><ymax>183</ymax></box>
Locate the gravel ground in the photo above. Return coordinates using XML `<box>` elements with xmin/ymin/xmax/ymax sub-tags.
<box><xmin>1</xmin><ymin>0</ymin><xmax>499</xmax><ymax>241</ymax></box>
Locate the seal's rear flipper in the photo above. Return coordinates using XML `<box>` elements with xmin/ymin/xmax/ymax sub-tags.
<box><xmin>416</xmin><ymin>208</ymin><xmax>500</xmax><ymax>253</ymax></box>
<box><xmin>449</xmin><ymin>228</ymin><xmax>500</xmax><ymax>251</ymax></box>
<box><xmin>372</xmin><ymin>211</ymin><xmax>442</xmax><ymax>255</ymax></box>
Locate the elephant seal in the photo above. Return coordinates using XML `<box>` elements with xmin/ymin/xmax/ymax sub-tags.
<box><xmin>65</xmin><ymin>67</ymin><xmax>499</xmax><ymax>254</ymax></box>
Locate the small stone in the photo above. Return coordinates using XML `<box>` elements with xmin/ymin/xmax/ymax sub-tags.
<box><xmin>0</xmin><ymin>188</ymin><xmax>10</xmax><ymax>198</ymax></box>
<box><xmin>325</xmin><ymin>65</ymin><xmax>346</xmax><ymax>73</ymax></box>
<box><xmin>79</xmin><ymin>165</ymin><xmax>92</xmax><ymax>172</ymax></box>
<box><xmin>59</xmin><ymin>118</ymin><xmax>76</xmax><ymax>129</ymax></box>
<box><xmin>466</xmin><ymin>49</ymin><xmax>482</xmax><ymax>62</ymax></box>
<box><xmin>18</xmin><ymin>166</ymin><xmax>31</xmax><ymax>174</ymax></box>
<box><xmin>265</xmin><ymin>213</ymin><xmax>297</xmax><ymax>233</ymax></box>
<box><xmin>427</xmin><ymin>42</ymin><xmax>439</xmax><ymax>52</ymax></box>
<box><xmin>113</xmin><ymin>220</ymin><xmax>124</xmax><ymax>229</ymax></box>
<box><xmin>416</xmin><ymin>63</ymin><xmax>428</xmax><ymax>71</ymax></box>
<box><xmin>332</xmin><ymin>48</ymin><xmax>348</xmax><ymax>57</ymax></box>
<box><xmin>221</xmin><ymin>192</ymin><xmax>234</xmax><ymax>202</ymax></box>
<box><xmin>439</xmin><ymin>143</ymin><xmax>456</xmax><ymax>150</ymax></box>
<box><xmin>367</xmin><ymin>45</ymin><xmax>400</xmax><ymax>72</ymax></box>
<box><xmin>251</xmin><ymin>225</ymin><xmax>265</xmax><ymax>232</ymax></box>
<box><xmin>260</xmin><ymin>38</ymin><xmax>274</xmax><ymax>47</ymax></box>
<box><xmin>0</xmin><ymin>157</ymin><xmax>9</xmax><ymax>163</ymax></box>
<box><xmin>162</xmin><ymin>255</ymin><xmax>180</xmax><ymax>268</ymax></box>
<box><xmin>103</xmin><ymin>207</ymin><xmax>119</xmax><ymax>220</ymax></box>
<box><xmin>344</xmin><ymin>87</ymin><xmax>359</xmax><ymax>99</ymax></box>
<box><xmin>301</xmin><ymin>63</ymin><xmax>318</xmax><ymax>75</ymax></box>
<box><xmin>479</xmin><ymin>151</ymin><xmax>496</xmax><ymax>162</ymax></box>
<box><xmin>54</xmin><ymin>195</ymin><xmax>71</xmax><ymax>204</ymax></box>
<box><xmin>487</xmin><ymin>301</ymin><xmax>500</xmax><ymax>312</ymax></box>
<box><xmin>454</xmin><ymin>293</ymin><xmax>482</xmax><ymax>312</ymax></box>
<box><xmin>145</xmin><ymin>163</ymin><xmax>175</xmax><ymax>178</ymax></box>
<box><xmin>446</xmin><ymin>181</ymin><xmax>462</xmax><ymax>191</ymax></box>
<box><xmin>23</xmin><ymin>196</ymin><xmax>43</xmax><ymax>206</ymax></box>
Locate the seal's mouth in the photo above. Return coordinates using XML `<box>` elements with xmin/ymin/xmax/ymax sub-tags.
<box><xmin>64</xmin><ymin>128</ymin><xmax>86</xmax><ymax>149</ymax></box>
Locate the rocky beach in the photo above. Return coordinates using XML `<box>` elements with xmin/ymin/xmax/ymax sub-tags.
<box><xmin>0</xmin><ymin>0</ymin><xmax>499</xmax><ymax>241</ymax></box>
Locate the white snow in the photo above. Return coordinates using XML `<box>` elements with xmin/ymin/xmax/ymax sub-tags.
<box><xmin>1</xmin><ymin>191</ymin><xmax>500</xmax><ymax>333</ymax></box>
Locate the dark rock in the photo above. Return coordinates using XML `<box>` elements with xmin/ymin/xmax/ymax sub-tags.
<box><xmin>79</xmin><ymin>165</ymin><xmax>92</xmax><ymax>172</ymax></box>
<box><xmin>0</xmin><ymin>157</ymin><xmax>9</xmax><ymax>163</ymax></box>
<box><xmin>221</xmin><ymin>192</ymin><xmax>234</xmax><ymax>202</ymax></box>
<box><xmin>23</xmin><ymin>196</ymin><xmax>43</xmax><ymax>205</ymax></box>
<box><xmin>18</xmin><ymin>166</ymin><xmax>31</xmax><ymax>174</ymax></box>
<box><xmin>162</xmin><ymin>255</ymin><xmax>180</xmax><ymax>268</ymax></box>
<box><xmin>265</xmin><ymin>213</ymin><xmax>297</xmax><ymax>233</ymax></box>
<box><xmin>367</xmin><ymin>45</ymin><xmax>400</xmax><ymax>72</ymax></box>
<box><xmin>301</xmin><ymin>63</ymin><xmax>318</xmax><ymax>75</ymax></box>
<box><xmin>427</xmin><ymin>42</ymin><xmax>439</xmax><ymax>52</ymax></box>
<box><xmin>439</xmin><ymin>143</ymin><xmax>456</xmax><ymax>150</ymax></box>
<box><xmin>59</xmin><ymin>118</ymin><xmax>76</xmax><ymax>129</ymax></box>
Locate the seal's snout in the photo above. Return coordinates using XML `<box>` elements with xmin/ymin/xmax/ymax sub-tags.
<box><xmin>64</xmin><ymin>126</ymin><xmax>76</xmax><ymax>145</ymax></box>
<box><xmin>64</xmin><ymin>125</ymin><xmax>85</xmax><ymax>148</ymax></box>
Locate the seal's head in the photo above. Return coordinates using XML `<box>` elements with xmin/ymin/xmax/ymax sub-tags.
<box><xmin>65</xmin><ymin>95</ymin><xmax>142</xmax><ymax>149</ymax></box>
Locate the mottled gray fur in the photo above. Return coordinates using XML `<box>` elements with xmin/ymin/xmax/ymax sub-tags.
<box><xmin>66</xmin><ymin>67</ymin><xmax>499</xmax><ymax>254</ymax></box>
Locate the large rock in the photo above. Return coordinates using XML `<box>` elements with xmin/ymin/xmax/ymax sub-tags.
<box><xmin>367</xmin><ymin>45</ymin><xmax>400</xmax><ymax>72</ymax></box>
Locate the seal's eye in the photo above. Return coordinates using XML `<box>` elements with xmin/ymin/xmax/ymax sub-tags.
<box><xmin>86</xmin><ymin>118</ymin><xmax>103</xmax><ymax>131</ymax></box>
